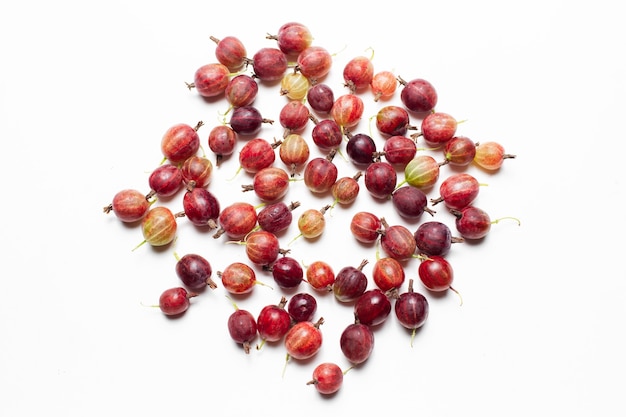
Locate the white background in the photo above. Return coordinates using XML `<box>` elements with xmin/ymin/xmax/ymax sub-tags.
<box><xmin>1</xmin><ymin>1</ymin><xmax>624</xmax><ymax>416</ymax></box>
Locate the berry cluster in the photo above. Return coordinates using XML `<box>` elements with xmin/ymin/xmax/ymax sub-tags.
<box><xmin>103</xmin><ymin>21</ymin><xmax>518</xmax><ymax>396</ymax></box>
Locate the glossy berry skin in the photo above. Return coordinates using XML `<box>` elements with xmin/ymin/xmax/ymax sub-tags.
<box><xmin>331</xmin><ymin>172</ymin><xmax>361</xmax><ymax>205</ymax></box>
<box><xmin>399</xmin><ymin>77</ymin><xmax>438</xmax><ymax>113</ymax></box>
<box><xmin>279</xmin><ymin>100</ymin><xmax>310</xmax><ymax>134</ymax></box>
<box><xmin>376</xmin><ymin>105</ymin><xmax>412</xmax><ymax>137</ymax></box>
<box><xmin>311</xmin><ymin>119</ymin><xmax>342</xmax><ymax>151</ymax></box>
<box><xmin>211</xmin><ymin>35</ymin><xmax>247</xmax><ymax>71</ymax></box>
<box><xmin>243</xmin><ymin>166</ymin><xmax>290</xmax><ymax>202</ymax></box>
<box><xmin>176</xmin><ymin>253</ymin><xmax>216</xmax><ymax>290</ymax></box>
<box><xmin>280</xmin><ymin>72</ymin><xmax>310</xmax><ymax>101</ymax></box>
<box><xmin>251</xmin><ymin>47</ymin><xmax>288</xmax><ymax>82</ymax></box>
<box><xmin>379</xmin><ymin>222</ymin><xmax>417</xmax><ymax>261</ymax></box>
<box><xmin>414</xmin><ymin>221</ymin><xmax>462</xmax><ymax>257</ymax></box>
<box><xmin>382</xmin><ymin>135</ymin><xmax>417</xmax><ymax>166</ymax></box>
<box><xmin>349</xmin><ymin>211</ymin><xmax>382</xmax><ymax>244</ymax></box>
<box><xmin>297</xmin><ymin>207</ymin><xmax>328</xmax><ymax>239</ymax></box>
<box><xmin>307</xmin><ymin>83</ymin><xmax>335</xmax><ymax>114</ymax></box>
<box><xmin>354</xmin><ymin>289</ymin><xmax>392</xmax><ymax>327</ymax></box>
<box><xmin>284</xmin><ymin>318</ymin><xmax>324</xmax><ymax>360</ymax></box>
<box><xmin>395</xmin><ymin>279</ymin><xmax>429</xmax><ymax>344</ymax></box>
<box><xmin>257</xmin><ymin>297</ymin><xmax>291</xmax><ymax>343</ymax></box>
<box><xmin>269</xmin><ymin>256</ymin><xmax>304</xmax><ymax>289</ymax></box>
<box><xmin>308</xmin><ymin>363</ymin><xmax>344</xmax><ymax>395</ymax></box>
<box><xmin>219</xmin><ymin>262</ymin><xmax>257</xmax><ymax>294</ymax></box>
<box><xmin>443</xmin><ymin>136</ymin><xmax>476</xmax><ymax>167</ymax></box>
<box><xmin>333</xmin><ymin>260</ymin><xmax>369</xmax><ymax>303</ymax></box>
<box><xmin>161</xmin><ymin>122</ymin><xmax>201</xmax><ymax>165</ymax></box>
<box><xmin>208</xmin><ymin>125</ymin><xmax>237</xmax><ymax>166</ymax></box>
<box><xmin>159</xmin><ymin>287</ymin><xmax>196</xmax><ymax>316</ymax></box>
<box><xmin>287</xmin><ymin>292</ymin><xmax>317</xmax><ymax>322</ymax></box>
<box><xmin>189</xmin><ymin>63</ymin><xmax>230</xmax><ymax>98</ymax></box>
<box><xmin>148</xmin><ymin>165</ymin><xmax>183</xmax><ymax>198</ymax></box>
<box><xmin>225</xmin><ymin>74</ymin><xmax>258</xmax><ymax>108</ymax></box>
<box><xmin>182</xmin><ymin>186</ymin><xmax>220</xmax><ymax>228</ymax></box>
<box><xmin>229</xmin><ymin>106</ymin><xmax>271</xmax><ymax>137</ymax></box>
<box><xmin>331</xmin><ymin>94</ymin><xmax>364</xmax><ymax>130</ymax></box>
<box><xmin>270</xmin><ymin>22</ymin><xmax>312</xmax><ymax>55</ymax></box>
<box><xmin>257</xmin><ymin>201</ymin><xmax>299</xmax><ymax>234</ymax></box>
<box><xmin>303</xmin><ymin>152</ymin><xmax>338</xmax><ymax>194</ymax></box>
<box><xmin>339</xmin><ymin>322</ymin><xmax>374</xmax><ymax>364</ymax></box>
<box><xmin>474</xmin><ymin>141</ymin><xmax>516</xmax><ymax>171</ymax></box>
<box><xmin>431</xmin><ymin>173</ymin><xmax>480</xmax><ymax>210</ymax></box>
<box><xmin>364</xmin><ymin>160</ymin><xmax>397</xmax><ymax>199</ymax></box>
<box><xmin>371</xmin><ymin>70</ymin><xmax>397</xmax><ymax>101</ymax></box>
<box><xmin>450</xmin><ymin>206</ymin><xmax>492</xmax><ymax>240</ymax></box>
<box><xmin>296</xmin><ymin>46</ymin><xmax>333</xmax><ymax>81</ymax></box>
<box><xmin>403</xmin><ymin>155</ymin><xmax>440</xmax><ymax>190</ymax></box>
<box><xmin>244</xmin><ymin>230</ymin><xmax>281</xmax><ymax>266</ymax></box>
<box><xmin>228</xmin><ymin>308</ymin><xmax>258</xmax><ymax>354</ymax></box>
<box><xmin>213</xmin><ymin>202</ymin><xmax>257</xmax><ymax>240</ymax></box>
<box><xmin>420</xmin><ymin>112</ymin><xmax>457</xmax><ymax>147</ymax></box>
<box><xmin>372</xmin><ymin>256</ymin><xmax>405</xmax><ymax>292</ymax></box>
<box><xmin>141</xmin><ymin>206</ymin><xmax>178</xmax><ymax>247</ymax></box>
<box><xmin>181</xmin><ymin>156</ymin><xmax>213</xmax><ymax>188</ymax></box>
<box><xmin>105</xmin><ymin>189</ymin><xmax>150</xmax><ymax>223</ymax></box>
<box><xmin>346</xmin><ymin>133</ymin><xmax>377</xmax><ymax>166</ymax></box>
<box><xmin>238</xmin><ymin>137</ymin><xmax>276</xmax><ymax>174</ymax></box>
<box><xmin>418</xmin><ymin>255</ymin><xmax>454</xmax><ymax>293</ymax></box>
<box><xmin>305</xmin><ymin>260</ymin><xmax>335</xmax><ymax>292</ymax></box>
<box><xmin>343</xmin><ymin>55</ymin><xmax>374</xmax><ymax>93</ymax></box>
<box><xmin>391</xmin><ymin>185</ymin><xmax>435</xmax><ymax>220</ymax></box>
<box><xmin>279</xmin><ymin>133</ymin><xmax>310</xmax><ymax>175</ymax></box>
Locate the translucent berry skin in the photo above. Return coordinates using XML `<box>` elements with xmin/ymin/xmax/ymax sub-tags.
<box><xmin>349</xmin><ymin>211</ymin><xmax>382</xmax><ymax>244</ymax></box>
<box><xmin>191</xmin><ymin>63</ymin><xmax>230</xmax><ymax>98</ymax></box>
<box><xmin>372</xmin><ymin>256</ymin><xmax>405</xmax><ymax>292</ymax></box>
<box><xmin>379</xmin><ymin>224</ymin><xmax>416</xmax><ymax>261</ymax></box>
<box><xmin>181</xmin><ymin>155</ymin><xmax>213</xmax><ymax>188</ymax></box>
<box><xmin>219</xmin><ymin>262</ymin><xmax>257</xmax><ymax>294</ymax></box>
<box><xmin>161</xmin><ymin>123</ymin><xmax>201</xmax><ymax>165</ymax></box>
<box><xmin>311</xmin><ymin>119</ymin><xmax>342</xmax><ymax>151</ymax></box>
<box><xmin>364</xmin><ymin>160</ymin><xmax>397</xmax><ymax>199</ymax></box>
<box><xmin>404</xmin><ymin>155</ymin><xmax>440</xmax><ymax>190</ymax></box>
<box><xmin>256</xmin><ymin>201</ymin><xmax>297</xmax><ymax>234</ymax></box>
<box><xmin>284</xmin><ymin>319</ymin><xmax>324</xmax><ymax>360</ymax></box>
<box><xmin>343</xmin><ymin>55</ymin><xmax>374</xmax><ymax>92</ymax></box>
<box><xmin>238</xmin><ymin>138</ymin><xmax>276</xmax><ymax>174</ymax></box>
<box><xmin>211</xmin><ymin>35</ymin><xmax>247</xmax><ymax>71</ymax></box>
<box><xmin>107</xmin><ymin>189</ymin><xmax>150</xmax><ymax>223</ymax></box>
<box><xmin>371</xmin><ymin>70</ymin><xmax>397</xmax><ymax>101</ymax></box>
<box><xmin>248</xmin><ymin>167</ymin><xmax>290</xmax><ymax>202</ymax></box>
<box><xmin>443</xmin><ymin>136</ymin><xmax>476</xmax><ymax>167</ymax></box>
<box><xmin>391</xmin><ymin>185</ymin><xmax>432</xmax><ymax>220</ymax></box>
<box><xmin>333</xmin><ymin>262</ymin><xmax>368</xmax><ymax>303</ymax></box>
<box><xmin>214</xmin><ymin>202</ymin><xmax>257</xmax><ymax>240</ymax></box>
<box><xmin>305</xmin><ymin>261</ymin><xmax>335</xmax><ymax>292</ymax></box>
<box><xmin>308</xmin><ymin>363</ymin><xmax>344</xmax><ymax>395</ymax></box>
<box><xmin>303</xmin><ymin>155</ymin><xmax>338</xmax><ymax>194</ymax></box>
<box><xmin>229</xmin><ymin>106</ymin><xmax>268</xmax><ymax>137</ymax></box>
<box><xmin>376</xmin><ymin>105</ymin><xmax>411</xmax><ymax>137</ymax></box>
<box><xmin>244</xmin><ymin>230</ymin><xmax>280</xmax><ymax>266</ymax></box>
<box><xmin>208</xmin><ymin>125</ymin><xmax>237</xmax><ymax>165</ymax></box>
<box><xmin>331</xmin><ymin>94</ymin><xmax>364</xmax><ymax>129</ymax></box>
<box><xmin>474</xmin><ymin>141</ymin><xmax>516</xmax><ymax>170</ymax></box>
<box><xmin>339</xmin><ymin>322</ymin><xmax>374</xmax><ymax>364</ymax></box>
<box><xmin>225</xmin><ymin>74</ymin><xmax>258</xmax><ymax>108</ymax></box>
<box><xmin>420</xmin><ymin>112</ymin><xmax>457</xmax><ymax>148</ymax></box>
<box><xmin>273</xmin><ymin>22</ymin><xmax>313</xmax><ymax>55</ymax></box>
<box><xmin>297</xmin><ymin>46</ymin><xmax>333</xmax><ymax>81</ymax></box>
<box><xmin>141</xmin><ymin>206</ymin><xmax>177</xmax><ymax>247</ymax></box>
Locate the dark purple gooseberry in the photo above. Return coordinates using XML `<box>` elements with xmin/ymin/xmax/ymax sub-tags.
<box><xmin>287</xmin><ymin>292</ymin><xmax>318</xmax><ymax>322</ymax></box>
<box><xmin>391</xmin><ymin>185</ymin><xmax>435</xmax><ymax>220</ymax></box>
<box><xmin>307</xmin><ymin>83</ymin><xmax>335</xmax><ymax>114</ymax></box>
<box><xmin>346</xmin><ymin>133</ymin><xmax>377</xmax><ymax>166</ymax></box>
<box><xmin>268</xmin><ymin>256</ymin><xmax>304</xmax><ymax>289</ymax></box>
<box><xmin>229</xmin><ymin>105</ymin><xmax>273</xmax><ymax>136</ymax></box>
<box><xmin>311</xmin><ymin>118</ymin><xmax>343</xmax><ymax>151</ymax></box>
<box><xmin>413</xmin><ymin>221</ymin><xmax>464</xmax><ymax>256</ymax></box>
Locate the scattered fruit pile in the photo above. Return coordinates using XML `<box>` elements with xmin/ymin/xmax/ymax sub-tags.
<box><xmin>103</xmin><ymin>22</ymin><xmax>519</xmax><ymax>396</ymax></box>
